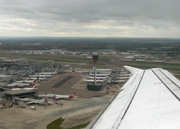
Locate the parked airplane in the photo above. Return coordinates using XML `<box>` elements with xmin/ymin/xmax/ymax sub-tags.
<box><xmin>23</xmin><ymin>77</ymin><xmax>37</xmax><ymax>80</ymax></box>
<box><xmin>88</xmin><ymin>76</ymin><xmax>108</xmax><ymax>79</ymax></box>
<box><xmin>11</xmin><ymin>85</ymin><xmax>38</xmax><ymax>91</ymax></box>
<box><xmin>107</xmin><ymin>79</ymin><xmax>124</xmax><ymax>84</ymax></box>
<box><xmin>89</xmin><ymin>73</ymin><xmax>110</xmax><ymax>77</ymax></box>
<box><xmin>14</xmin><ymin>97</ymin><xmax>33</xmax><ymax>102</ymax></box>
<box><xmin>86</xmin><ymin>66</ymin><xmax>180</xmax><ymax>129</ymax></box>
<box><xmin>115</xmin><ymin>76</ymin><xmax>130</xmax><ymax>79</ymax></box>
<box><xmin>35</xmin><ymin>74</ymin><xmax>51</xmax><ymax>78</ymax></box>
<box><xmin>26</xmin><ymin>99</ymin><xmax>52</xmax><ymax>105</ymax></box>
<box><xmin>14</xmin><ymin>83</ymin><xmax>30</xmax><ymax>87</ymax></box>
<box><xmin>54</xmin><ymin>92</ymin><xmax>76</xmax><ymax>100</ymax></box>
<box><xmin>19</xmin><ymin>80</ymin><xmax>36</xmax><ymax>85</ymax></box>
<box><xmin>7</xmin><ymin>80</ymin><xmax>37</xmax><ymax>88</ymax></box>
<box><xmin>83</xmin><ymin>79</ymin><xmax>105</xmax><ymax>83</ymax></box>
<box><xmin>37</xmin><ymin>92</ymin><xmax>76</xmax><ymax>100</ymax></box>
<box><xmin>37</xmin><ymin>77</ymin><xmax>47</xmax><ymax>81</ymax></box>
<box><xmin>6</xmin><ymin>82</ymin><xmax>29</xmax><ymax>88</ymax></box>
<box><xmin>38</xmin><ymin>72</ymin><xmax>56</xmax><ymax>75</ymax></box>
<box><xmin>16</xmin><ymin>80</ymin><xmax>36</xmax><ymax>85</ymax></box>
<box><xmin>118</xmin><ymin>74</ymin><xmax>131</xmax><ymax>77</ymax></box>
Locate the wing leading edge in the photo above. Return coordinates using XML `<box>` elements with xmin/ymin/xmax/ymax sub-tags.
<box><xmin>86</xmin><ymin>66</ymin><xmax>180</xmax><ymax>129</ymax></box>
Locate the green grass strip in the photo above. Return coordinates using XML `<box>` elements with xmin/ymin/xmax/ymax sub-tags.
<box><xmin>46</xmin><ymin>117</ymin><xmax>90</xmax><ymax>129</ymax></box>
<box><xmin>68</xmin><ymin>122</ymin><xmax>90</xmax><ymax>129</ymax></box>
<box><xmin>46</xmin><ymin>117</ymin><xmax>64</xmax><ymax>129</ymax></box>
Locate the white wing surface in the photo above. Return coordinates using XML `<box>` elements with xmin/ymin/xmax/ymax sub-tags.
<box><xmin>86</xmin><ymin>66</ymin><xmax>180</xmax><ymax>129</ymax></box>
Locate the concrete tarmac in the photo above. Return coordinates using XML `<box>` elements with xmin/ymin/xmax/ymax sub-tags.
<box><xmin>0</xmin><ymin>96</ymin><xmax>112</xmax><ymax>129</ymax></box>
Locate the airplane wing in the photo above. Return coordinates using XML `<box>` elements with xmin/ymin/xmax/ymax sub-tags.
<box><xmin>86</xmin><ymin>66</ymin><xmax>180</xmax><ymax>129</ymax></box>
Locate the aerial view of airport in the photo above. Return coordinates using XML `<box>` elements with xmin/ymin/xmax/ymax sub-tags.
<box><xmin>0</xmin><ymin>37</ymin><xmax>180</xmax><ymax>129</ymax></box>
<box><xmin>0</xmin><ymin>0</ymin><xmax>180</xmax><ymax>129</ymax></box>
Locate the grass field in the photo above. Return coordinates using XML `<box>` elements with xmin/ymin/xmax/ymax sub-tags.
<box><xmin>46</xmin><ymin>117</ymin><xmax>89</xmax><ymax>129</ymax></box>
<box><xmin>46</xmin><ymin>117</ymin><xmax>64</xmax><ymax>129</ymax></box>
<box><xmin>0</xmin><ymin>51</ymin><xmax>110</xmax><ymax>67</ymax></box>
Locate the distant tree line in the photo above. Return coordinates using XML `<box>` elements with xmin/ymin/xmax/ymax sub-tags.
<box><xmin>0</xmin><ymin>37</ymin><xmax>179</xmax><ymax>53</ymax></box>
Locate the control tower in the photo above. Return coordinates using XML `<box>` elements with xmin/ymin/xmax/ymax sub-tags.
<box><xmin>93</xmin><ymin>55</ymin><xmax>98</xmax><ymax>85</ymax></box>
<box><xmin>87</xmin><ymin>55</ymin><xmax>103</xmax><ymax>91</ymax></box>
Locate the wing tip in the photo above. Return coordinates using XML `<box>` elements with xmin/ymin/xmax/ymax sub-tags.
<box><xmin>123</xmin><ymin>65</ymin><xmax>143</xmax><ymax>74</ymax></box>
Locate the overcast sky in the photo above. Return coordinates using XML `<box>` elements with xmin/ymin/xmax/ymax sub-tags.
<box><xmin>0</xmin><ymin>0</ymin><xmax>179</xmax><ymax>38</ymax></box>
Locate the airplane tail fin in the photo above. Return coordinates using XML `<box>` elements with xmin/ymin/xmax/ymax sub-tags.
<box><xmin>33</xmin><ymin>85</ymin><xmax>38</xmax><ymax>89</ymax></box>
<box><xmin>53</xmin><ymin>97</ymin><xmax>56</xmax><ymax>100</ymax></box>
<box><xmin>69</xmin><ymin>92</ymin><xmax>76</xmax><ymax>98</ymax></box>
<box><xmin>30</xmin><ymin>80</ymin><xmax>36</xmax><ymax>85</ymax></box>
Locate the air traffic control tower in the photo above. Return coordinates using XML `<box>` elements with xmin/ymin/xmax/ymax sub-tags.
<box><xmin>87</xmin><ymin>55</ymin><xmax>103</xmax><ymax>91</ymax></box>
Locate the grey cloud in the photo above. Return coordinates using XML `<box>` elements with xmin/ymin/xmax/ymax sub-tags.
<box><xmin>0</xmin><ymin>0</ymin><xmax>179</xmax><ymax>37</ymax></box>
<box><xmin>1</xmin><ymin>0</ymin><xmax>179</xmax><ymax>22</ymax></box>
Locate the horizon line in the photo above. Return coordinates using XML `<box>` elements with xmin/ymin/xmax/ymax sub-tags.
<box><xmin>0</xmin><ymin>36</ymin><xmax>179</xmax><ymax>39</ymax></box>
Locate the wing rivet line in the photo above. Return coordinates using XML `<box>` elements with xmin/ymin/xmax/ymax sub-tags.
<box><xmin>152</xmin><ymin>69</ymin><xmax>180</xmax><ymax>101</ymax></box>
